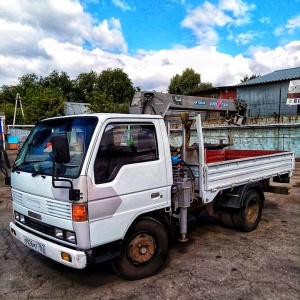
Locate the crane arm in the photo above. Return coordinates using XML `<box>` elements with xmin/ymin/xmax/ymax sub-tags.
<box><xmin>130</xmin><ymin>91</ymin><xmax>247</xmax><ymax>125</ymax></box>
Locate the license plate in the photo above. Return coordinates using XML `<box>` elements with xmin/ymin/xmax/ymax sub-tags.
<box><xmin>24</xmin><ymin>236</ymin><xmax>46</xmax><ymax>255</ymax></box>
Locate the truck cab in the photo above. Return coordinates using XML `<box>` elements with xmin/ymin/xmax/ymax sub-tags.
<box><xmin>10</xmin><ymin>114</ymin><xmax>173</xmax><ymax>279</ymax></box>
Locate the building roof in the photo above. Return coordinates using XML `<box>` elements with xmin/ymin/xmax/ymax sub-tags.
<box><xmin>64</xmin><ymin>102</ymin><xmax>91</xmax><ymax>115</ymax></box>
<box><xmin>237</xmin><ymin>67</ymin><xmax>300</xmax><ymax>86</ymax></box>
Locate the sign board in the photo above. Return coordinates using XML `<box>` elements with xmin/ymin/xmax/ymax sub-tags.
<box><xmin>286</xmin><ymin>80</ymin><xmax>300</xmax><ymax>105</ymax></box>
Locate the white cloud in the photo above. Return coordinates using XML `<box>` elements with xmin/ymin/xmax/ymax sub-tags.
<box><xmin>111</xmin><ymin>0</ymin><xmax>132</xmax><ymax>11</ymax></box>
<box><xmin>181</xmin><ymin>0</ymin><xmax>254</xmax><ymax>46</ymax></box>
<box><xmin>286</xmin><ymin>15</ymin><xmax>300</xmax><ymax>32</ymax></box>
<box><xmin>87</xmin><ymin>18</ymin><xmax>128</xmax><ymax>52</ymax></box>
<box><xmin>0</xmin><ymin>0</ymin><xmax>127</xmax><ymax>53</ymax></box>
<box><xmin>248</xmin><ymin>41</ymin><xmax>300</xmax><ymax>74</ymax></box>
<box><xmin>260</xmin><ymin>17</ymin><xmax>271</xmax><ymax>24</ymax></box>
<box><xmin>1</xmin><ymin>39</ymin><xmax>300</xmax><ymax>92</ymax></box>
<box><xmin>37</xmin><ymin>38</ymin><xmax>127</xmax><ymax>77</ymax></box>
<box><xmin>0</xmin><ymin>19</ymin><xmax>46</xmax><ymax>57</ymax></box>
<box><xmin>275</xmin><ymin>14</ymin><xmax>300</xmax><ymax>36</ymax></box>
<box><xmin>219</xmin><ymin>0</ymin><xmax>255</xmax><ymax>26</ymax></box>
<box><xmin>0</xmin><ymin>0</ymin><xmax>299</xmax><ymax>94</ymax></box>
<box><xmin>182</xmin><ymin>2</ymin><xmax>231</xmax><ymax>45</ymax></box>
<box><xmin>235</xmin><ymin>31</ymin><xmax>261</xmax><ymax>45</ymax></box>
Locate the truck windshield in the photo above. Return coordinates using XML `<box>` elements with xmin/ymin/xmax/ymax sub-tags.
<box><xmin>13</xmin><ymin>116</ymin><xmax>98</xmax><ymax>178</ymax></box>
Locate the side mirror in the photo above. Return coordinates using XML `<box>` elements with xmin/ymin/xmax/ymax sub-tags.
<box><xmin>51</xmin><ymin>134</ymin><xmax>70</xmax><ymax>164</ymax></box>
<box><xmin>50</xmin><ymin>133</ymin><xmax>80</xmax><ymax>201</ymax></box>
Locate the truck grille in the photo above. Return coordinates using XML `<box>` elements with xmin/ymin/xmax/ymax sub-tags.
<box><xmin>12</xmin><ymin>190</ymin><xmax>23</xmax><ymax>205</ymax></box>
<box><xmin>12</xmin><ymin>189</ymin><xmax>72</xmax><ymax>220</ymax></box>
<box><xmin>46</xmin><ymin>200</ymin><xmax>72</xmax><ymax>220</ymax></box>
<box><xmin>24</xmin><ymin>217</ymin><xmax>55</xmax><ymax>236</ymax></box>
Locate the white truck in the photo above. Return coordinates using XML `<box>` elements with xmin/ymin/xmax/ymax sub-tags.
<box><xmin>8</xmin><ymin>91</ymin><xmax>295</xmax><ymax>280</ymax></box>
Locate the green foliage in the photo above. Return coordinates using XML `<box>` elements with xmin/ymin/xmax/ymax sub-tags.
<box><xmin>168</xmin><ymin>68</ymin><xmax>213</xmax><ymax>95</ymax></box>
<box><xmin>240</xmin><ymin>74</ymin><xmax>260</xmax><ymax>83</ymax></box>
<box><xmin>73</xmin><ymin>71</ymin><xmax>98</xmax><ymax>102</ymax></box>
<box><xmin>39</xmin><ymin>70</ymin><xmax>74</xmax><ymax>102</ymax></box>
<box><xmin>0</xmin><ymin>102</ymin><xmax>15</xmax><ymax>125</ymax></box>
<box><xmin>19</xmin><ymin>73</ymin><xmax>39</xmax><ymax>89</ymax></box>
<box><xmin>0</xmin><ymin>85</ymin><xmax>64</xmax><ymax>125</ymax></box>
<box><xmin>22</xmin><ymin>85</ymin><xmax>65</xmax><ymax>124</ymax></box>
<box><xmin>95</xmin><ymin>68</ymin><xmax>135</xmax><ymax>104</ymax></box>
<box><xmin>87</xmin><ymin>88</ymin><xmax>129</xmax><ymax>114</ymax></box>
<box><xmin>168</xmin><ymin>74</ymin><xmax>181</xmax><ymax>94</ymax></box>
<box><xmin>0</xmin><ymin>85</ymin><xmax>22</xmax><ymax>105</ymax></box>
<box><xmin>0</xmin><ymin>68</ymin><xmax>136</xmax><ymax>124</ymax></box>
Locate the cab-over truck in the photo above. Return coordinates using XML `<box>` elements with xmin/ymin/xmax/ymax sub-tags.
<box><xmin>8</xmin><ymin>91</ymin><xmax>295</xmax><ymax>280</ymax></box>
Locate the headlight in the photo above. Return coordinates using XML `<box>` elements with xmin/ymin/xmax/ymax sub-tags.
<box><xmin>54</xmin><ymin>228</ymin><xmax>76</xmax><ymax>244</ymax></box>
<box><xmin>54</xmin><ymin>228</ymin><xmax>64</xmax><ymax>239</ymax></box>
<box><xmin>14</xmin><ymin>211</ymin><xmax>20</xmax><ymax>221</ymax></box>
<box><xmin>14</xmin><ymin>211</ymin><xmax>25</xmax><ymax>223</ymax></box>
<box><xmin>65</xmin><ymin>231</ymin><xmax>76</xmax><ymax>243</ymax></box>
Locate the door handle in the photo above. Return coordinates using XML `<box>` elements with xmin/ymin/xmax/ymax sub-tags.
<box><xmin>151</xmin><ymin>192</ymin><xmax>160</xmax><ymax>199</ymax></box>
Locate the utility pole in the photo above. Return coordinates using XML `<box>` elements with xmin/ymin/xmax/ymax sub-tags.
<box><xmin>13</xmin><ymin>93</ymin><xmax>25</xmax><ymax>127</ymax></box>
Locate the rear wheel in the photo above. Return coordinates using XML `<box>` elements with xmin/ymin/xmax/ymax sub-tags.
<box><xmin>112</xmin><ymin>217</ymin><xmax>169</xmax><ymax>280</ymax></box>
<box><xmin>232</xmin><ymin>190</ymin><xmax>263</xmax><ymax>232</ymax></box>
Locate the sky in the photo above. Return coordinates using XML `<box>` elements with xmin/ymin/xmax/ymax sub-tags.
<box><xmin>0</xmin><ymin>0</ymin><xmax>300</xmax><ymax>92</ymax></box>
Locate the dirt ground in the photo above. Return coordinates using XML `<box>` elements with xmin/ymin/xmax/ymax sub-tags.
<box><xmin>0</xmin><ymin>151</ymin><xmax>299</xmax><ymax>300</ymax></box>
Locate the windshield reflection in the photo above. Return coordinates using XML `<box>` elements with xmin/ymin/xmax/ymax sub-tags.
<box><xmin>13</xmin><ymin>116</ymin><xmax>98</xmax><ymax>178</ymax></box>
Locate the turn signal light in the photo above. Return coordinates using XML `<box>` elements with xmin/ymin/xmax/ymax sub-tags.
<box><xmin>72</xmin><ymin>204</ymin><xmax>88</xmax><ymax>222</ymax></box>
<box><xmin>61</xmin><ymin>252</ymin><xmax>72</xmax><ymax>262</ymax></box>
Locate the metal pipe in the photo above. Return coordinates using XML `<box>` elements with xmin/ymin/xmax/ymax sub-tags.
<box><xmin>179</xmin><ymin>207</ymin><xmax>188</xmax><ymax>242</ymax></box>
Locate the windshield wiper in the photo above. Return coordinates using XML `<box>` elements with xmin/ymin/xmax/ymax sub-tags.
<box><xmin>12</xmin><ymin>160</ymin><xmax>45</xmax><ymax>172</ymax></box>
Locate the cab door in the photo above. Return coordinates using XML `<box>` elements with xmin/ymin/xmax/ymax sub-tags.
<box><xmin>87</xmin><ymin>118</ymin><xmax>171</xmax><ymax>247</ymax></box>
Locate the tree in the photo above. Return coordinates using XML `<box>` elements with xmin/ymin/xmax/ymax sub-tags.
<box><xmin>89</xmin><ymin>68</ymin><xmax>135</xmax><ymax>113</ymax></box>
<box><xmin>168</xmin><ymin>68</ymin><xmax>213</xmax><ymax>95</ymax></box>
<box><xmin>87</xmin><ymin>88</ymin><xmax>116</xmax><ymax>113</ymax></box>
<box><xmin>22</xmin><ymin>85</ymin><xmax>65</xmax><ymax>124</ymax></box>
<box><xmin>73</xmin><ymin>71</ymin><xmax>98</xmax><ymax>103</ymax></box>
<box><xmin>39</xmin><ymin>70</ymin><xmax>74</xmax><ymax>101</ymax></box>
<box><xmin>240</xmin><ymin>74</ymin><xmax>260</xmax><ymax>83</ymax></box>
<box><xmin>0</xmin><ymin>85</ymin><xmax>20</xmax><ymax>106</ymax></box>
<box><xmin>0</xmin><ymin>67</ymin><xmax>136</xmax><ymax>123</ymax></box>
<box><xmin>19</xmin><ymin>73</ymin><xmax>39</xmax><ymax>89</ymax></box>
<box><xmin>95</xmin><ymin>68</ymin><xmax>135</xmax><ymax>104</ymax></box>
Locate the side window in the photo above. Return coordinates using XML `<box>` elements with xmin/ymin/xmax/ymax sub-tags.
<box><xmin>94</xmin><ymin>123</ymin><xmax>158</xmax><ymax>184</ymax></box>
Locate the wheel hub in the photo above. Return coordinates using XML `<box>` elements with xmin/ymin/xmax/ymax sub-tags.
<box><xmin>128</xmin><ymin>233</ymin><xmax>156</xmax><ymax>264</ymax></box>
<box><xmin>246</xmin><ymin>200</ymin><xmax>259</xmax><ymax>223</ymax></box>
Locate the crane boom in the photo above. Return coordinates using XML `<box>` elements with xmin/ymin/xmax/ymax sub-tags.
<box><xmin>130</xmin><ymin>91</ymin><xmax>247</xmax><ymax>125</ymax></box>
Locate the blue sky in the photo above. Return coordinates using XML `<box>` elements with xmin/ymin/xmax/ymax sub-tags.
<box><xmin>0</xmin><ymin>0</ymin><xmax>299</xmax><ymax>91</ymax></box>
<box><xmin>85</xmin><ymin>0</ymin><xmax>299</xmax><ymax>55</ymax></box>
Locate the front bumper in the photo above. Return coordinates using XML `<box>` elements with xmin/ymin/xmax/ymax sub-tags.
<box><xmin>10</xmin><ymin>222</ymin><xmax>87</xmax><ymax>269</ymax></box>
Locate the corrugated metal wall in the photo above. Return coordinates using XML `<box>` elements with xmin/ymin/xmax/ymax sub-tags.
<box><xmin>237</xmin><ymin>81</ymin><xmax>298</xmax><ymax>117</ymax></box>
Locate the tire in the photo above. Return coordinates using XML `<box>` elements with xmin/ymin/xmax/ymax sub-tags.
<box><xmin>232</xmin><ymin>189</ymin><xmax>263</xmax><ymax>232</ymax></box>
<box><xmin>112</xmin><ymin>217</ymin><xmax>169</xmax><ymax>280</ymax></box>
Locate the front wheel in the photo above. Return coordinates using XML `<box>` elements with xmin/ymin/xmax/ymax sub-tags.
<box><xmin>112</xmin><ymin>217</ymin><xmax>169</xmax><ymax>280</ymax></box>
<box><xmin>232</xmin><ymin>189</ymin><xmax>263</xmax><ymax>232</ymax></box>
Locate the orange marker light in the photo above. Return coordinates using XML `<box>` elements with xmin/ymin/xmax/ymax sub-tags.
<box><xmin>72</xmin><ymin>204</ymin><xmax>88</xmax><ymax>222</ymax></box>
<box><xmin>61</xmin><ymin>252</ymin><xmax>72</xmax><ymax>262</ymax></box>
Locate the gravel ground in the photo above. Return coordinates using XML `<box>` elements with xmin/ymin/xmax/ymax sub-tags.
<box><xmin>0</xmin><ymin>152</ymin><xmax>299</xmax><ymax>300</ymax></box>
